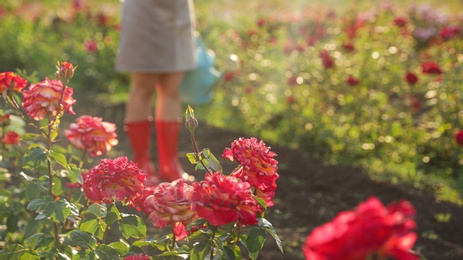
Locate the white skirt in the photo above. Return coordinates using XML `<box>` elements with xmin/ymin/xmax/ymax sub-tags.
<box><xmin>116</xmin><ymin>0</ymin><xmax>196</xmax><ymax>73</ymax></box>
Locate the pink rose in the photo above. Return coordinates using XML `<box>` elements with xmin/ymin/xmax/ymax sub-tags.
<box><xmin>22</xmin><ymin>78</ymin><xmax>76</xmax><ymax>120</ymax></box>
<box><xmin>64</xmin><ymin>115</ymin><xmax>118</xmax><ymax>157</ymax></box>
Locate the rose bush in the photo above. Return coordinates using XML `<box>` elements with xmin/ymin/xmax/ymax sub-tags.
<box><xmin>0</xmin><ymin>62</ymin><xmax>284</xmax><ymax>259</ymax></box>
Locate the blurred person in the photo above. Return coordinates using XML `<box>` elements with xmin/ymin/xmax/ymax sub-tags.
<box><xmin>116</xmin><ymin>0</ymin><xmax>196</xmax><ymax>186</ymax></box>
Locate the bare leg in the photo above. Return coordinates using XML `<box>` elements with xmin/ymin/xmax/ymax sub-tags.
<box><xmin>155</xmin><ymin>72</ymin><xmax>184</xmax><ymax>121</ymax></box>
<box><xmin>125</xmin><ymin>73</ymin><xmax>158</xmax><ymax>122</ymax></box>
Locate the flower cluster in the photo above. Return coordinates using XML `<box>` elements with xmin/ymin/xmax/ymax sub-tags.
<box><xmin>64</xmin><ymin>115</ymin><xmax>118</xmax><ymax>156</ymax></box>
<box><xmin>303</xmin><ymin>196</ymin><xmax>418</xmax><ymax>260</ymax></box>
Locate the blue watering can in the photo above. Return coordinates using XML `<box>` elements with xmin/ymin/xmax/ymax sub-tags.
<box><xmin>180</xmin><ymin>35</ymin><xmax>223</xmax><ymax>104</ymax></box>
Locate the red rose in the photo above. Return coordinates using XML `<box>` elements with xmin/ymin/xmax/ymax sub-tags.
<box><xmin>84</xmin><ymin>40</ymin><xmax>98</xmax><ymax>53</ymax></box>
<box><xmin>124</xmin><ymin>254</ymin><xmax>151</xmax><ymax>260</ymax></box>
<box><xmin>2</xmin><ymin>131</ymin><xmax>20</xmax><ymax>145</ymax></box>
<box><xmin>394</xmin><ymin>16</ymin><xmax>407</xmax><ymax>27</ymax></box>
<box><xmin>223</xmin><ymin>137</ymin><xmax>279</xmax><ymax>207</ymax></box>
<box><xmin>303</xmin><ymin>197</ymin><xmax>418</xmax><ymax>260</ymax></box>
<box><xmin>64</xmin><ymin>115</ymin><xmax>118</xmax><ymax>157</ymax></box>
<box><xmin>342</xmin><ymin>42</ymin><xmax>355</xmax><ymax>52</ymax></box>
<box><xmin>439</xmin><ymin>26</ymin><xmax>459</xmax><ymax>41</ymax></box>
<box><xmin>192</xmin><ymin>172</ymin><xmax>262</xmax><ymax>226</ymax></box>
<box><xmin>0</xmin><ymin>72</ymin><xmax>27</xmax><ymax>94</ymax></box>
<box><xmin>319</xmin><ymin>50</ymin><xmax>334</xmax><ymax>69</ymax></box>
<box><xmin>82</xmin><ymin>156</ymin><xmax>146</xmax><ymax>204</ymax></box>
<box><xmin>421</xmin><ymin>61</ymin><xmax>442</xmax><ymax>75</ymax></box>
<box><xmin>143</xmin><ymin>179</ymin><xmax>197</xmax><ymax>239</ymax></box>
<box><xmin>455</xmin><ymin>130</ymin><xmax>463</xmax><ymax>146</ymax></box>
<box><xmin>404</xmin><ymin>72</ymin><xmax>418</xmax><ymax>85</ymax></box>
<box><xmin>22</xmin><ymin>78</ymin><xmax>76</xmax><ymax>120</ymax></box>
<box><xmin>346</xmin><ymin>76</ymin><xmax>360</xmax><ymax>86</ymax></box>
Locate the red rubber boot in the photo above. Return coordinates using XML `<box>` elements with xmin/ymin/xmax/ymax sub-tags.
<box><xmin>155</xmin><ymin>121</ymin><xmax>191</xmax><ymax>182</ymax></box>
<box><xmin>124</xmin><ymin>120</ymin><xmax>159</xmax><ymax>186</ymax></box>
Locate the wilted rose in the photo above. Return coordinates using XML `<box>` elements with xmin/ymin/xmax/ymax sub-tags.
<box><xmin>192</xmin><ymin>172</ymin><xmax>262</xmax><ymax>226</ymax></box>
<box><xmin>82</xmin><ymin>156</ymin><xmax>146</xmax><ymax>204</ymax></box>
<box><xmin>223</xmin><ymin>137</ymin><xmax>279</xmax><ymax>207</ymax></box>
<box><xmin>303</xmin><ymin>197</ymin><xmax>418</xmax><ymax>260</ymax></box>
<box><xmin>22</xmin><ymin>78</ymin><xmax>76</xmax><ymax>120</ymax></box>
<box><xmin>64</xmin><ymin>115</ymin><xmax>118</xmax><ymax>157</ymax></box>
<box><xmin>144</xmin><ymin>179</ymin><xmax>197</xmax><ymax>239</ymax></box>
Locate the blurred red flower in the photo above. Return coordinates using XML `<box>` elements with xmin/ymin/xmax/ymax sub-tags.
<box><xmin>346</xmin><ymin>76</ymin><xmax>360</xmax><ymax>86</ymax></box>
<box><xmin>223</xmin><ymin>137</ymin><xmax>279</xmax><ymax>207</ymax></box>
<box><xmin>192</xmin><ymin>172</ymin><xmax>262</xmax><ymax>226</ymax></box>
<box><xmin>82</xmin><ymin>156</ymin><xmax>146</xmax><ymax>204</ymax></box>
<box><xmin>2</xmin><ymin>131</ymin><xmax>20</xmax><ymax>145</ymax></box>
<box><xmin>319</xmin><ymin>50</ymin><xmax>334</xmax><ymax>69</ymax></box>
<box><xmin>421</xmin><ymin>61</ymin><xmax>442</xmax><ymax>75</ymax></box>
<box><xmin>342</xmin><ymin>42</ymin><xmax>355</xmax><ymax>52</ymax></box>
<box><xmin>404</xmin><ymin>72</ymin><xmax>418</xmax><ymax>85</ymax></box>
<box><xmin>303</xmin><ymin>196</ymin><xmax>418</xmax><ymax>260</ymax></box>
<box><xmin>124</xmin><ymin>254</ymin><xmax>151</xmax><ymax>260</ymax></box>
<box><xmin>0</xmin><ymin>72</ymin><xmax>28</xmax><ymax>94</ymax></box>
<box><xmin>22</xmin><ymin>78</ymin><xmax>76</xmax><ymax>120</ymax></box>
<box><xmin>455</xmin><ymin>130</ymin><xmax>463</xmax><ymax>146</ymax></box>
<box><xmin>64</xmin><ymin>115</ymin><xmax>118</xmax><ymax>157</ymax></box>
<box><xmin>439</xmin><ymin>26</ymin><xmax>460</xmax><ymax>41</ymax></box>
<box><xmin>84</xmin><ymin>40</ymin><xmax>98</xmax><ymax>53</ymax></box>
<box><xmin>144</xmin><ymin>179</ymin><xmax>197</xmax><ymax>239</ymax></box>
<box><xmin>394</xmin><ymin>16</ymin><xmax>407</xmax><ymax>27</ymax></box>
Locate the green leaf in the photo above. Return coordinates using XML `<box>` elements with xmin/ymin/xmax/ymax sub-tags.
<box><xmin>186</xmin><ymin>152</ymin><xmax>198</xmax><ymax>165</ymax></box>
<box><xmin>119</xmin><ymin>214</ymin><xmax>146</xmax><ymax>239</ymax></box>
<box><xmin>95</xmin><ymin>244</ymin><xmax>120</xmax><ymax>260</ymax></box>
<box><xmin>190</xmin><ymin>239</ymin><xmax>212</xmax><ymax>260</ymax></box>
<box><xmin>69</xmin><ymin>230</ymin><xmax>97</xmax><ymax>249</ymax></box>
<box><xmin>22</xmin><ymin>145</ymin><xmax>48</xmax><ymax>169</ymax></box>
<box><xmin>105</xmin><ymin>204</ymin><xmax>120</xmax><ymax>225</ymax></box>
<box><xmin>259</xmin><ymin>218</ymin><xmax>284</xmax><ymax>254</ymax></box>
<box><xmin>43</xmin><ymin>198</ymin><xmax>72</xmax><ymax>223</ymax></box>
<box><xmin>200</xmin><ymin>148</ymin><xmax>222</xmax><ymax>173</ymax></box>
<box><xmin>24</xmin><ymin>233</ymin><xmax>44</xmax><ymax>249</ymax></box>
<box><xmin>25</xmin><ymin>182</ymin><xmax>47</xmax><ymax>201</ymax></box>
<box><xmin>87</xmin><ymin>204</ymin><xmax>106</xmax><ymax>217</ymax></box>
<box><xmin>52</xmin><ymin>176</ymin><xmax>64</xmax><ymax>196</ymax></box>
<box><xmin>108</xmin><ymin>241</ymin><xmax>130</xmax><ymax>255</ymax></box>
<box><xmin>223</xmin><ymin>245</ymin><xmax>242</xmax><ymax>260</ymax></box>
<box><xmin>79</xmin><ymin>216</ymin><xmax>100</xmax><ymax>236</ymax></box>
<box><xmin>245</xmin><ymin>228</ymin><xmax>266</xmax><ymax>260</ymax></box>
<box><xmin>66</xmin><ymin>164</ymin><xmax>83</xmax><ymax>184</ymax></box>
<box><xmin>50</xmin><ymin>150</ymin><xmax>67</xmax><ymax>168</ymax></box>
<box><xmin>27</xmin><ymin>198</ymin><xmax>45</xmax><ymax>211</ymax></box>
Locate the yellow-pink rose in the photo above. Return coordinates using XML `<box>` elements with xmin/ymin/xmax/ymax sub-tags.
<box><xmin>22</xmin><ymin>78</ymin><xmax>76</xmax><ymax>120</ymax></box>
<box><xmin>64</xmin><ymin>115</ymin><xmax>118</xmax><ymax>157</ymax></box>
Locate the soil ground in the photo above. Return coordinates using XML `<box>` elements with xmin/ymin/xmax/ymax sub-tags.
<box><xmin>80</xmin><ymin>101</ymin><xmax>463</xmax><ymax>260</ymax></box>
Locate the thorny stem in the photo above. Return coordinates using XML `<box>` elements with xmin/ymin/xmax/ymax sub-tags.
<box><xmin>189</xmin><ymin>130</ymin><xmax>213</xmax><ymax>175</ymax></box>
<box><xmin>210</xmin><ymin>230</ymin><xmax>216</xmax><ymax>260</ymax></box>
<box><xmin>170</xmin><ymin>223</ymin><xmax>177</xmax><ymax>250</ymax></box>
